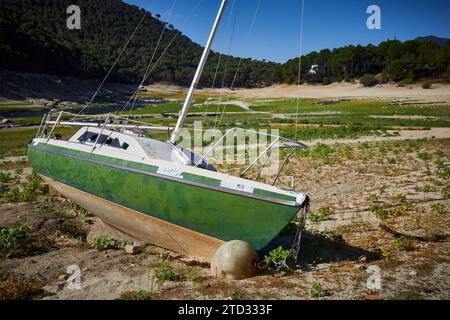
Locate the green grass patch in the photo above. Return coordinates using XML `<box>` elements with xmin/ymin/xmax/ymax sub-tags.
<box><xmin>0</xmin><ymin>127</ymin><xmax>78</xmax><ymax>158</ymax></box>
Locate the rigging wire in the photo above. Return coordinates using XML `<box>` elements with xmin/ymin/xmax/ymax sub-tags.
<box><xmin>295</xmin><ymin>0</ymin><xmax>305</xmax><ymax>142</ymax></box>
<box><xmin>214</xmin><ymin>0</ymin><xmax>262</xmax><ymax>130</ymax></box>
<box><xmin>202</xmin><ymin>0</ymin><xmax>237</xmax><ymax>125</ymax></box>
<box><xmin>120</xmin><ymin>0</ymin><xmax>178</xmax><ymax>118</ymax></box>
<box><xmin>67</xmin><ymin>1</ymin><xmax>155</xmax><ymax>121</ymax></box>
<box><xmin>212</xmin><ymin>0</ymin><xmax>239</xmax><ymax>130</ymax></box>
<box><xmin>119</xmin><ymin>0</ymin><xmax>204</xmax><ymax>118</ymax></box>
<box><xmin>53</xmin><ymin>0</ymin><xmax>156</xmax><ymax>137</ymax></box>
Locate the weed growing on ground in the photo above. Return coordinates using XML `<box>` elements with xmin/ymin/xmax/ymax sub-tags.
<box><xmin>369</xmin><ymin>193</ymin><xmax>380</xmax><ymax>203</ymax></box>
<box><xmin>308</xmin><ymin>206</ymin><xmax>333</xmax><ymax>222</ymax></box>
<box><xmin>436</xmin><ymin>166</ymin><xmax>450</xmax><ymax>180</ymax></box>
<box><xmin>186</xmin><ymin>267</ymin><xmax>201</xmax><ymax>282</ymax></box>
<box><xmin>264</xmin><ymin>246</ymin><xmax>290</xmax><ymax>265</ymax></box>
<box><xmin>154</xmin><ymin>261</ymin><xmax>178</xmax><ymax>286</ymax></box>
<box><xmin>417</xmin><ymin>152</ymin><xmax>431</xmax><ymax>162</ymax></box>
<box><xmin>310</xmin><ymin>282</ymin><xmax>324</xmax><ymax>298</ymax></box>
<box><xmin>442</xmin><ymin>185</ymin><xmax>450</xmax><ymax>199</ymax></box>
<box><xmin>0</xmin><ymin>171</ymin><xmax>49</xmax><ymax>203</ymax></box>
<box><xmin>393</xmin><ymin>236</ymin><xmax>413</xmax><ymax>251</ymax></box>
<box><xmin>0</xmin><ymin>223</ymin><xmax>30</xmax><ymax>258</ymax></box>
<box><xmin>90</xmin><ymin>235</ymin><xmax>132</xmax><ymax>251</ymax></box>
<box><xmin>431</xmin><ymin>203</ymin><xmax>446</xmax><ymax>214</ymax></box>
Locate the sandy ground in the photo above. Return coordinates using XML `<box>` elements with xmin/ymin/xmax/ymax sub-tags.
<box><xmin>209</xmin><ymin>83</ymin><xmax>450</xmax><ymax>103</ymax></box>
<box><xmin>306</xmin><ymin>128</ymin><xmax>450</xmax><ymax>146</ymax></box>
<box><xmin>140</xmin><ymin>82</ymin><xmax>450</xmax><ymax>104</ymax></box>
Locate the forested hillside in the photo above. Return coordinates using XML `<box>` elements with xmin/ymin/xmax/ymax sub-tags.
<box><xmin>0</xmin><ymin>0</ymin><xmax>275</xmax><ymax>87</ymax></box>
<box><xmin>0</xmin><ymin>0</ymin><xmax>449</xmax><ymax>88</ymax></box>
<box><xmin>278</xmin><ymin>38</ymin><xmax>450</xmax><ymax>85</ymax></box>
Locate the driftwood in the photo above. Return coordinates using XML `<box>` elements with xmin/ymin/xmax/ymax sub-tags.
<box><xmin>379</xmin><ymin>224</ymin><xmax>448</xmax><ymax>243</ymax></box>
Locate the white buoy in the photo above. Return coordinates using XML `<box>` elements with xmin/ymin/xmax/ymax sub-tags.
<box><xmin>211</xmin><ymin>240</ymin><xmax>258</xmax><ymax>280</ymax></box>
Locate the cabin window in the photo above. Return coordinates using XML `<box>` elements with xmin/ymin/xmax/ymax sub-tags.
<box><xmin>96</xmin><ymin>135</ymin><xmax>109</xmax><ymax>145</ymax></box>
<box><xmin>78</xmin><ymin>131</ymin><xmax>97</xmax><ymax>143</ymax></box>
<box><xmin>78</xmin><ymin>131</ymin><xmax>128</xmax><ymax>150</ymax></box>
<box><xmin>106</xmin><ymin>138</ymin><xmax>121</xmax><ymax>149</ymax></box>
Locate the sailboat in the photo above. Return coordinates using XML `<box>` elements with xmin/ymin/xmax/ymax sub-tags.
<box><xmin>28</xmin><ymin>0</ymin><xmax>309</xmax><ymax>261</ymax></box>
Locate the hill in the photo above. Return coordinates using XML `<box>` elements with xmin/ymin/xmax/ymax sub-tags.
<box><xmin>0</xmin><ymin>1</ymin><xmax>449</xmax><ymax>89</ymax></box>
<box><xmin>0</xmin><ymin>0</ymin><xmax>275</xmax><ymax>88</ymax></box>
<box><xmin>415</xmin><ymin>35</ymin><xmax>450</xmax><ymax>47</ymax></box>
<box><xmin>277</xmin><ymin>38</ymin><xmax>450</xmax><ymax>85</ymax></box>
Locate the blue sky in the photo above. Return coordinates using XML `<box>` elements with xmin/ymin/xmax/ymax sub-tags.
<box><xmin>124</xmin><ymin>0</ymin><xmax>450</xmax><ymax>63</ymax></box>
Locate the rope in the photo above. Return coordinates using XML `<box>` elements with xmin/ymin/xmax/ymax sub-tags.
<box><xmin>259</xmin><ymin>197</ymin><xmax>310</xmax><ymax>272</ymax></box>
<box><xmin>295</xmin><ymin>0</ymin><xmax>305</xmax><ymax>142</ymax></box>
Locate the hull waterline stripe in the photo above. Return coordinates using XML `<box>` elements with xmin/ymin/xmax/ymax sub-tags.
<box><xmin>30</xmin><ymin>145</ymin><xmax>302</xmax><ymax>208</ymax></box>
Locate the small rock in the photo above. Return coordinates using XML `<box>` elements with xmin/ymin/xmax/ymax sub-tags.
<box><xmin>58</xmin><ymin>274</ymin><xmax>68</xmax><ymax>281</ymax></box>
<box><xmin>125</xmin><ymin>244</ymin><xmax>141</xmax><ymax>255</ymax></box>
<box><xmin>409</xmin><ymin>270</ymin><xmax>417</xmax><ymax>277</ymax></box>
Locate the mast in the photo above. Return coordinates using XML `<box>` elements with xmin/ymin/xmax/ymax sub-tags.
<box><xmin>170</xmin><ymin>0</ymin><xmax>228</xmax><ymax>144</ymax></box>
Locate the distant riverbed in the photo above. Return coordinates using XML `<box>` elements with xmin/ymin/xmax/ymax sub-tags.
<box><xmin>1</xmin><ymin>99</ymin><xmax>166</xmax><ymax>119</ymax></box>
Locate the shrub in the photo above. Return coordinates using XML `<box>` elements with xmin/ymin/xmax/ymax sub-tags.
<box><xmin>360</xmin><ymin>74</ymin><xmax>377</xmax><ymax>87</ymax></box>
<box><xmin>400</xmin><ymin>78</ymin><xmax>414</xmax><ymax>86</ymax></box>
<box><xmin>422</xmin><ymin>81</ymin><xmax>432</xmax><ymax>89</ymax></box>
<box><xmin>0</xmin><ymin>224</ymin><xmax>30</xmax><ymax>258</ymax></box>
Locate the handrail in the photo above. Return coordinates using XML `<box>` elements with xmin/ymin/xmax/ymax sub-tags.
<box><xmin>190</xmin><ymin>127</ymin><xmax>307</xmax><ymax>186</ymax></box>
<box><xmin>194</xmin><ymin>127</ymin><xmax>306</xmax><ymax>167</ymax></box>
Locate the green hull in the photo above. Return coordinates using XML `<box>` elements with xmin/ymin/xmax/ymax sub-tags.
<box><xmin>28</xmin><ymin>143</ymin><xmax>301</xmax><ymax>250</ymax></box>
